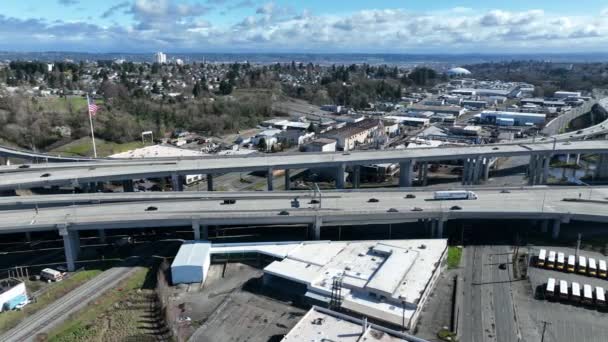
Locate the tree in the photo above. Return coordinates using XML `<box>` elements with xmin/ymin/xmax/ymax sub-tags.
<box><xmin>192</xmin><ymin>82</ymin><xmax>202</xmax><ymax>98</ymax></box>
<box><xmin>258</xmin><ymin>137</ymin><xmax>267</xmax><ymax>151</ymax></box>
<box><xmin>218</xmin><ymin>80</ymin><xmax>233</xmax><ymax>95</ymax></box>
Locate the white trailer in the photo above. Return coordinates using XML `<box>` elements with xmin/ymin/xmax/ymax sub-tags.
<box><xmin>599</xmin><ymin>260</ymin><xmax>607</xmax><ymax>278</ymax></box>
<box><xmin>589</xmin><ymin>258</ymin><xmax>597</xmax><ymax>276</ymax></box>
<box><xmin>567</xmin><ymin>255</ymin><xmax>575</xmax><ymax>272</ymax></box>
<box><xmin>583</xmin><ymin>284</ymin><xmax>593</xmax><ymax>304</ymax></box>
<box><xmin>559</xmin><ymin>280</ymin><xmax>569</xmax><ymax>299</ymax></box>
<box><xmin>547</xmin><ymin>251</ymin><xmax>556</xmax><ymax>268</ymax></box>
<box><xmin>433</xmin><ymin>190</ymin><xmax>478</xmax><ymax>200</ymax></box>
<box><xmin>546</xmin><ymin>278</ymin><xmax>556</xmax><ymax>297</ymax></box>
<box><xmin>557</xmin><ymin>252</ymin><xmax>565</xmax><ymax>270</ymax></box>
<box><xmin>571</xmin><ymin>282</ymin><xmax>581</xmax><ymax>303</ymax></box>
<box><xmin>596</xmin><ymin>287</ymin><xmax>606</xmax><ymax>306</ymax></box>
<box><xmin>537</xmin><ymin>249</ymin><xmax>547</xmax><ymax>267</ymax></box>
<box><xmin>578</xmin><ymin>256</ymin><xmax>587</xmax><ymax>274</ymax></box>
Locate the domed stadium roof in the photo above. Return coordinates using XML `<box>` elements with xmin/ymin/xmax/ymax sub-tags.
<box><xmin>447</xmin><ymin>67</ymin><xmax>471</xmax><ymax>76</ymax></box>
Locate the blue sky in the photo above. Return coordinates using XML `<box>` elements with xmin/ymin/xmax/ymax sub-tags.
<box><xmin>1</xmin><ymin>0</ymin><xmax>608</xmax><ymax>52</ymax></box>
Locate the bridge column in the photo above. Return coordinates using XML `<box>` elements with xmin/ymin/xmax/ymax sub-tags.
<box><xmin>353</xmin><ymin>165</ymin><xmax>361</xmax><ymax>189</ymax></box>
<box><xmin>98</xmin><ymin>229</ymin><xmax>106</xmax><ymax>244</ymax></box>
<box><xmin>399</xmin><ymin>161</ymin><xmax>413</xmax><ymax>187</ymax></box>
<box><xmin>284</xmin><ymin>169</ymin><xmax>291</xmax><ymax>190</ymax></box>
<box><xmin>267</xmin><ymin>168</ymin><xmax>274</xmax><ymax>191</ymax></box>
<box><xmin>575</xmin><ymin>154</ymin><xmax>581</xmax><ymax>166</ymax></box>
<box><xmin>540</xmin><ymin>220</ymin><xmax>549</xmax><ymax>233</ymax></box>
<box><xmin>207</xmin><ymin>174</ymin><xmax>214</xmax><ymax>191</ymax></box>
<box><xmin>542</xmin><ymin>154</ymin><xmax>551</xmax><ymax>184</ymax></box>
<box><xmin>472</xmin><ymin>156</ymin><xmax>482</xmax><ymax>185</ymax></box>
<box><xmin>528</xmin><ymin>155</ymin><xmax>540</xmax><ymax>186</ymax></box>
<box><xmin>422</xmin><ymin>162</ymin><xmax>429</xmax><ymax>186</ymax></box>
<box><xmin>88</xmin><ymin>182</ymin><xmax>97</xmax><ymax>193</ymax></box>
<box><xmin>552</xmin><ymin>219</ymin><xmax>561</xmax><ymax>240</ymax></box>
<box><xmin>482</xmin><ymin>158</ymin><xmax>491</xmax><ymax>181</ymax></box>
<box><xmin>461</xmin><ymin>159</ymin><xmax>470</xmax><ymax>185</ymax></box>
<box><xmin>192</xmin><ymin>216</ymin><xmax>201</xmax><ymax>240</ymax></box>
<box><xmin>596</xmin><ymin>154</ymin><xmax>608</xmax><ymax>179</ymax></box>
<box><xmin>310</xmin><ymin>216</ymin><xmax>322</xmax><ymax>240</ymax></box>
<box><xmin>122</xmin><ymin>180</ymin><xmax>134</xmax><ymax>192</ymax></box>
<box><xmin>171</xmin><ymin>174</ymin><xmax>184</xmax><ymax>192</ymax></box>
<box><xmin>0</xmin><ymin>157</ymin><xmax>6</xmax><ymax>165</ymax></box>
<box><xmin>25</xmin><ymin>232</ymin><xmax>32</xmax><ymax>243</ymax></box>
<box><xmin>335</xmin><ymin>164</ymin><xmax>346</xmax><ymax>189</ymax></box>
<box><xmin>58</xmin><ymin>224</ymin><xmax>79</xmax><ymax>272</ymax></box>
<box><xmin>436</xmin><ymin>219</ymin><xmax>445</xmax><ymax>238</ymax></box>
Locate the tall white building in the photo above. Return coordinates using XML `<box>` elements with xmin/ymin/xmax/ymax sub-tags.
<box><xmin>154</xmin><ymin>52</ymin><xmax>167</xmax><ymax>64</ymax></box>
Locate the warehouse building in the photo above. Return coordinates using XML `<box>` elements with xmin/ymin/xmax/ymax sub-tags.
<box><xmin>0</xmin><ymin>278</ymin><xmax>27</xmax><ymax>312</ymax></box>
<box><xmin>480</xmin><ymin>110</ymin><xmax>546</xmax><ymax>126</ymax></box>
<box><xmin>171</xmin><ymin>241</ymin><xmax>211</xmax><ymax>284</ymax></box>
<box><xmin>320</xmin><ymin>119</ymin><xmax>380</xmax><ymax>151</ymax></box>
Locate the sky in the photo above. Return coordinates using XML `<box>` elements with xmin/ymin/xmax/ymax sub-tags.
<box><xmin>1</xmin><ymin>0</ymin><xmax>608</xmax><ymax>53</ymax></box>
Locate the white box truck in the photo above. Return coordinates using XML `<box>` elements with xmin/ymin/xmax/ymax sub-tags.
<box><xmin>433</xmin><ymin>190</ymin><xmax>478</xmax><ymax>200</ymax></box>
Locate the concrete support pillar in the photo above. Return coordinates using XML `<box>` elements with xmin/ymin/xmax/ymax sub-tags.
<box><xmin>267</xmin><ymin>167</ymin><xmax>274</xmax><ymax>191</ymax></box>
<box><xmin>0</xmin><ymin>157</ymin><xmax>6</xmax><ymax>165</ymax></box>
<box><xmin>595</xmin><ymin>154</ymin><xmax>608</xmax><ymax>179</ymax></box>
<box><xmin>461</xmin><ymin>159</ymin><xmax>470</xmax><ymax>185</ymax></box>
<box><xmin>171</xmin><ymin>174</ymin><xmax>184</xmax><ymax>192</ymax></box>
<box><xmin>399</xmin><ymin>161</ymin><xmax>413</xmax><ymax>188</ymax></box>
<box><xmin>335</xmin><ymin>164</ymin><xmax>346</xmax><ymax>189</ymax></box>
<box><xmin>542</xmin><ymin>155</ymin><xmax>551</xmax><ymax>184</ymax></box>
<box><xmin>528</xmin><ymin>155</ymin><xmax>539</xmax><ymax>186</ymax></box>
<box><xmin>25</xmin><ymin>232</ymin><xmax>32</xmax><ymax>243</ymax></box>
<box><xmin>311</xmin><ymin>216</ymin><xmax>322</xmax><ymax>240</ymax></box>
<box><xmin>566</xmin><ymin>154</ymin><xmax>571</xmax><ymax>164</ymax></box>
<box><xmin>59</xmin><ymin>225</ymin><xmax>79</xmax><ymax>272</ymax></box>
<box><xmin>575</xmin><ymin>154</ymin><xmax>581</xmax><ymax>166</ymax></box>
<box><xmin>192</xmin><ymin>216</ymin><xmax>201</xmax><ymax>240</ymax></box>
<box><xmin>540</xmin><ymin>220</ymin><xmax>549</xmax><ymax>233</ymax></box>
<box><xmin>284</xmin><ymin>169</ymin><xmax>291</xmax><ymax>190</ymax></box>
<box><xmin>483</xmin><ymin>158</ymin><xmax>491</xmax><ymax>181</ymax></box>
<box><xmin>88</xmin><ymin>182</ymin><xmax>97</xmax><ymax>193</ymax></box>
<box><xmin>98</xmin><ymin>229</ymin><xmax>106</xmax><ymax>244</ymax></box>
<box><xmin>207</xmin><ymin>174</ymin><xmax>214</xmax><ymax>191</ymax></box>
<box><xmin>552</xmin><ymin>219</ymin><xmax>561</xmax><ymax>240</ymax></box>
<box><xmin>436</xmin><ymin>219</ymin><xmax>445</xmax><ymax>238</ymax></box>
<box><xmin>353</xmin><ymin>166</ymin><xmax>361</xmax><ymax>189</ymax></box>
<box><xmin>417</xmin><ymin>163</ymin><xmax>424</xmax><ymax>184</ymax></box>
<box><xmin>422</xmin><ymin>162</ymin><xmax>429</xmax><ymax>186</ymax></box>
<box><xmin>122</xmin><ymin>180</ymin><xmax>134</xmax><ymax>192</ymax></box>
<box><xmin>472</xmin><ymin>156</ymin><xmax>482</xmax><ymax>185</ymax></box>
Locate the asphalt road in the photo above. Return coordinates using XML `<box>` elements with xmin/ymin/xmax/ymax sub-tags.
<box><xmin>460</xmin><ymin>246</ymin><xmax>520</xmax><ymax>342</ymax></box>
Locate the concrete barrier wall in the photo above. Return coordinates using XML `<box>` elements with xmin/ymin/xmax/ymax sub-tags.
<box><xmin>542</xmin><ymin>100</ymin><xmax>597</xmax><ymax>136</ymax></box>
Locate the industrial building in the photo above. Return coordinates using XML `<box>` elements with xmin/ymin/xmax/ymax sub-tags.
<box><xmin>407</xmin><ymin>105</ymin><xmax>465</xmax><ymax>118</ymax></box>
<box><xmin>0</xmin><ymin>279</ymin><xmax>27</xmax><ymax>312</ymax></box>
<box><xmin>281</xmin><ymin>306</ymin><xmax>417</xmax><ymax>341</ymax></box>
<box><xmin>171</xmin><ymin>241</ymin><xmax>211</xmax><ymax>284</ymax></box>
<box><xmin>320</xmin><ymin>119</ymin><xmax>380</xmax><ymax>151</ymax></box>
<box><xmin>303</xmin><ymin>138</ymin><xmax>337</xmax><ymax>152</ymax></box>
<box><xmin>170</xmin><ymin>239</ymin><xmax>447</xmax><ymax>330</ymax></box>
<box><xmin>480</xmin><ymin>110</ymin><xmax>546</xmax><ymax>126</ymax></box>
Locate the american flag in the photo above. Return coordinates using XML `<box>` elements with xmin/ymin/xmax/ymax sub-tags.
<box><xmin>88</xmin><ymin>97</ymin><xmax>99</xmax><ymax>117</ymax></box>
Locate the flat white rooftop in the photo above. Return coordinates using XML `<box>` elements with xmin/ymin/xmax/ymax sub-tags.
<box><xmin>281</xmin><ymin>307</ymin><xmax>414</xmax><ymax>342</ymax></box>
<box><xmin>109</xmin><ymin>145</ymin><xmax>206</xmax><ymax>159</ymax></box>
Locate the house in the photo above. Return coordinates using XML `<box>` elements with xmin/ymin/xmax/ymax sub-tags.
<box><xmin>278</xmin><ymin>130</ymin><xmax>315</xmax><ymax>147</ymax></box>
<box><xmin>303</xmin><ymin>138</ymin><xmax>337</xmax><ymax>152</ymax></box>
<box><xmin>320</xmin><ymin>119</ymin><xmax>380</xmax><ymax>151</ymax></box>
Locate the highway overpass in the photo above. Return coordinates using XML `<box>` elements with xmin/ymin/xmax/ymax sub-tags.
<box><xmin>1</xmin><ymin>187</ymin><xmax>608</xmax><ymax>271</ymax></box>
<box><xmin>0</xmin><ymin>140</ymin><xmax>607</xmax><ymax>191</ymax></box>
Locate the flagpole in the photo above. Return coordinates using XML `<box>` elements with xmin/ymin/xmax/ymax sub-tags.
<box><xmin>87</xmin><ymin>94</ymin><xmax>98</xmax><ymax>158</ymax></box>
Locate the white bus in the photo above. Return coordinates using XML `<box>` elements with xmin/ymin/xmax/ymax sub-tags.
<box><xmin>571</xmin><ymin>282</ymin><xmax>581</xmax><ymax>303</ymax></box>
<box><xmin>583</xmin><ymin>284</ymin><xmax>593</xmax><ymax>305</ymax></box>
<box><xmin>589</xmin><ymin>258</ymin><xmax>598</xmax><ymax>277</ymax></box>
<box><xmin>578</xmin><ymin>256</ymin><xmax>587</xmax><ymax>274</ymax></box>
<box><xmin>40</xmin><ymin>268</ymin><xmax>63</xmax><ymax>282</ymax></box>
<box><xmin>599</xmin><ymin>260</ymin><xmax>607</xmax><ymax>278</ymax></box>
<box><xmin>537</xmin><ymin>249</ymin><xmax>547</xmax><ymax>267</ymax></box>
<box><xmin>547</xmin><ymin>251</ymin><xmax>556</xmax><ymax>269</ymax></box>
<box><xmin>567</xmin><ymin>255</ymin><xmax>576</xmax><ymax>273</ymax></box>
<box><xmin>559</xmin><ymin>280</ymin><xmax>569</xmax><ymax>300</ymax></box>
<box><xmin>546</xmin><ymin>278</ymin><xmax>556</xmax><ymax>298</ymax></box>
<box><xmin>557</xmin><ymin>252</ymin><xmax>565</xmax><ymax>271</ymax></box>
<box><xmin>596</xmin><ymin>287</ymin><xmax>606</xmax><ymax>307</ymax></box>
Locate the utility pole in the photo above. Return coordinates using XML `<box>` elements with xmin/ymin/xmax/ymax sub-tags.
<box><xmin>540</xmin><ymin>320</ymin><xmax>552</xmax><ymax>342</ymax></box>
<box><xmin>575</xmin><ymin>233</ymin><xmax>582</xmax><ymax>259</ymax></box>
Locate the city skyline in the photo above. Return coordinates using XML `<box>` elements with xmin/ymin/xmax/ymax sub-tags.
<box><xmin>1</xmin><ymin>0</ymin><xmax>608</xmax><ymax>53</ymax></box>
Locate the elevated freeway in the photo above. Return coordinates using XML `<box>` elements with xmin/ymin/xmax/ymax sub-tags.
<box><xmin>0</xmin><ymin>140</ymin><xmax>607</xmax><ymax>191</ymax></box>
<box><xmin>1</xmin><ymin>187</ymin><xmax>608</xmax><ymax>270</ymax></box>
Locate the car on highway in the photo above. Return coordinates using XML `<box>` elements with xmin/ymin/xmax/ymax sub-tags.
<box><xmin>450</xmin><ymin>205</ymin><xmax>462</xmax><ymax>210</ymax></box>
<box><xmin>411</xmin><ymin>207</ymin><xmax>423</xmax><ymax>212</ymax></box>
<box><xmin>387</xmin><ymin>208</ymin><xmax>399</xmax><ymax>213</ymax></box>
<box><xmin>40</xmin><ymin>173</ymin><xmax>51</xmax><ymax>178</ymax></box>
<box><xmin>405</xmin><ymin>194</ymin><xmax>416</xmax><ymax>199</ymax></box>
<box><xmin>278</xmin><ymin>210</ymin><xmax>290</xmax><ymax>216</ymax></box>
<box><xmin>368</xmin><ymin>198</ymin><xmax>379</xmax><ymax>203</ymax></box>
<box><xmin>145</xmin><ymin>206</ymin><xmax>158</xmax><ymax>211</ymax></box>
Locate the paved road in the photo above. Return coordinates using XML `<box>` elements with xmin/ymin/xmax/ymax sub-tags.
<box><xmin>1</xmin><ymin>265</ymin><xmax>139</xmax><ymax>342</ymax></box>
<box><xmin>460</xmin><ymin>246</ymin><xmax>520</xmax><ymax>342</ymax></box>
<box><xmin>1</xmin><ymin>187</ymin><xmax>608</xmax><ymax>235</ymax></box>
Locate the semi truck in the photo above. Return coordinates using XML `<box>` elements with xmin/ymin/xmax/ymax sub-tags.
<box><xmin>433</xmin><ymin>190</ymin><xmax>478</xmax><ymax>200</ymax></box>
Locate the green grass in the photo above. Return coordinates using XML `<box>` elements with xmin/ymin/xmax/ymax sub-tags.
<box><xmin>51</xmin><ymin>137</ymin><xmax>147</xmax><ymax>158</ymax></box>
<box><xmin>0</xmin><ymin>269</ymin><xmax>103</xmax><ymax>334</ymax></box>
<box><xmin>447</xmin><ymin>246</ymin><xmax>463</xmax><ymax>269</ymax></box>
<box><xmin>48</xmin><ymin>267</ymin><xmax>152</xmax><ymax>342</ymax></box>
<box><xmin>37</xmin><ymin>97</ymin><xmax>103</xmax><ymax>113</ymax></box>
